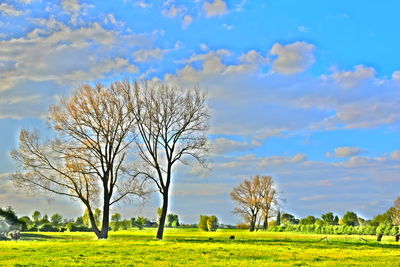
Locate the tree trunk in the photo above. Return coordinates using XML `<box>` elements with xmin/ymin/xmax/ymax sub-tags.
<box><xmin>156</xmin><ymin>192</ymin><xmax>168</xmax><ymax>239</ymax></box>
<box><xmin>99</xmin><ymin>195</ymin><xmax>110</xmax><ymax>239</ymax></box>
<box><xmin>263</xmin><ymin>215</ymin><xmax>269</xmax><ymax>230</ymax></box>
<box><xmin>87</xmin><ymin>207</ymin><xmax>101</xmax><ymax>238</ymax></box>
<box><xmin>249</xmin><ymin>215</ymin><xmax>256</xmax><ymax>232</ymax></box>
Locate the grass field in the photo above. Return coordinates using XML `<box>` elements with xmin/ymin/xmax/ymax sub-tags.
<box><xmin>1</xmin><ymin>228</ymin><xmax>399</xmax><ymax>266</ymax></box>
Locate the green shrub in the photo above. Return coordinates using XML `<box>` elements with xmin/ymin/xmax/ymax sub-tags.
<box><xmin>39</xmin><ymin>223</ymin><xmax>59</xmax><ymax>232</ymax></box>
<box><xmin>207</xmin><ymin>216</ymin><xmax>219</xmax><ymax>232</ymax></box>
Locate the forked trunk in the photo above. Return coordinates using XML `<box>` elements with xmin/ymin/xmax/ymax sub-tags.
<box><xmin>99</xmin><ymin>194</ymin><xmax>110</xmax><ymax>239</ymax></box>
<box><xmin>156</xmin><ymin>193</ymin><xmax>168</xmax><ymax>239</ymax></box>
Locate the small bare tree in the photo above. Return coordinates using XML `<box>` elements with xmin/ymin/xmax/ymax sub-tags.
<box><xmin>231</xmin><ymin>175</ymin><xmax>278</xmax><ymax>231</ymax></box>
<box><xmin>11</xmin><ymin>83</ymin><xmax>146</xmax><ymax>239</ymax></box>
<box><xmin>231</xmin><ymin>178</ymin><xmax>261</xmax><ymax>232</ymax></box>
<box><xmin>121</xmin><ymin>80</ymin><xmax>209</xmax><ymax>240</ymax></box>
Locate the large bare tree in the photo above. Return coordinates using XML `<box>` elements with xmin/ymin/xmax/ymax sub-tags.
<box><xmin>11</xmin><ymin>83</ymin><xmax>146</xmax><ymax>239</ymax></box>
<box><xmin>231</xmin><ymin>175</ymin><xmax>278</xmax><ymax>231</ymax></box>
<box><xmin>121</xmin><ymin>80</ymin><xmax>209</xmax><ymax>239</ymax></box>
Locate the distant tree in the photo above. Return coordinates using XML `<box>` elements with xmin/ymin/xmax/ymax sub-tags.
<box><xmin>32</xmin><ymin>211</ymin><xmax>41</xmax><ymax>223</ymax></box>
<box><xmin>136</xmin><ymin>217</ymin><xmax>147</xmax><ymax>230</ymax></box>
<box><xmin>342</xmin><ymin>211</ymin><xmax>359</xmax><ymax>226</ymax></box>
<box><xmin>281</xmin><ymin>213</ymin><xmax>298</xmax><ymax>225</ymax></box>
<box><xmin>50</xmin><ymin>214</ymin><xmax>63</xmax><ymax>227</ymax></box>
<box><xmin>111</xmin><ymin>213</ymin><xmax>123</xmax><ymax>231</ymax></box>
<box><xmin>393</xmin><ymin>196</ymin><xmax>400</xmax><ymax>225</ymax></box>
<box><xmin>321</xmin><ymin>212</ymin><xmax>335</xmax><ymax>225</ymax></box>
<box><xmin>370</xmin><ymin>208</ymin><xmax>394</xmax><ymax>226</ymax></box>
<box><xmin>41</xmin><ymin>214</ymin><xmax>50</xmax><ymax>225</ymax></box>
<box><xmin>111</xmin><ymin>213</ymin><xmax>122</xmax><ymax>222</ymax></box>
<box><xmin>75</xmin><ymin>216</ymin><xmax>84</xmax><ymax>226</ymax></box>
<box><xmin>333</xmin><ymin>215</ymin><xmax>339</xmax><ymax>225</ymax></box>
<box><xmin>358</xmin><ymin>217</ymin><xmax>366</xmax><ymax>226</ymax></box>
<box><xmin>257</xmin><ymin>176</ymin><xmax>279</xmax><ymax>230</ymax></box>
<box><xmin>166</xmin><ymin>214</ymin><xmax>179</xmax><ymax>227</ymax></box>
<box><xmin>300</xmin><ymin>216</ymin><xmax>316</xmax><ymax>225</ymax></box>
<box><xmin>207</xmin><ymin>215</ymin><xmax>219</xmax><ymax>232</ymax></box>
<box><xmin>83</xmin><ymin>208</ymin><xmax>102</xmax><ymax>229</ymax></box>
<box><xmin>276</xmin><ymin>209</ymin><xmax>281</xmax><ymax>226</ymax></box>
<box><xmin>198</xmin><ymin>215</ymin><xmax>209</xmax><ymax>231</ymax></box>
<box><xmin>19</xmin><ymin>216</ymin><xmax>32</xmax><ymax>226</ymax></box>
<box><xmin>130</xmin><ymin>217</ymin><xmax>136</xmax><ymax>228</ymax></box>
<box><xmin>0</xmin><ymin>207</ymin><xmax>23</xmax><ymax>231</ymax></box>
<box><xmin>231</xmin><ymin>175</ymin><xmax>278</xmax><ymax>231</ymax></box>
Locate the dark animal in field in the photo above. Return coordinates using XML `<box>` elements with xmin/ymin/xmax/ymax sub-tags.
<box><xmin>395</xmin><ymin>234</ymin><xmax>399</xmax><ymax>242</ymax></box>
<box><xmin>376</xmin><ymin>234</ymin><xmax>383</xmax><ymax>242</ymax></box>
<box><xmin>229</xmin><ymin>235</ymin><xmax>235</xmax><ymax>240</ymax></box>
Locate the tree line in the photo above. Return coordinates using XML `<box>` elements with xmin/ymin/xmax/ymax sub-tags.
<box><xmin>230</xmin><ymin>175</ymin><xmax>400</xmax><ymax>239</ymax></box>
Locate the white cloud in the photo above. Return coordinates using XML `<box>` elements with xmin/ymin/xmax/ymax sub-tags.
<box><xmin>204</xmin><ymin>0</ymin><xmax>228</xmax><ymax>17</ymax></box>
<box><xmin>134</xmin><ymin>48</ymin><xmax>167</xmax><ymax>62</ymax></box>
<box><xmin>297</xmin><ymin>26</ymin><xmax>309</xmax><ymax>32</ymax></box>
<box><xmin>331</xmin><ymin>65</ymin><xmax>376</xmax><ymax>88</ymax></box>
<box><xmin>270</xmin><ymin>42</ymin><xmax>315</xmax><ymax>74</ymax></box>
<box><xmin>162</xmin><ymin>1</ymin><xmax>186</xmax><ymax>18</ymax></box>
<box><xmin>182</xmin><ymin>15</ymin><xmax>193</xmax><ymax>29</ymax></box>
<box><xmin>0</xmin><ymin>3</ymin><xmax>24</xmax><ymax>16</ymax></box>
<box><xmin>300</xmin><ymin>195</ymin><xmax>327</xmax><ymax>201</ymax></box>
<box><xmin>135</xmin><ymin>1</ymin><xmax>152</xmax><ymax>8</ymax></box>
<box><xmin>391</xmin><ymin>150</ymin><xmax>400</xmax><ymax>160</ymax></box>
<box><xmin>61</xmin><ymin>0</ymin><xmax>81</xmax><ymax>13</ymax></box>
<box><xmin>327</xmin><ymin>146</ymin><xmax>366</xmax><ymax>158</ymax></box>
<box><xmin>104</xmin><ymin>14</ymin><xmax>124</xmax><ymax>27</ymax></box>
<box><xmin>221</xmin><ymin>23</ymin><xmax>234</xmax><ymax>30</ymax></box>
<box><xmin>211</xmin><ymin>137</ymin><xmax>261</xmax><ymax>154</ymax></box>
<box><xmin>392</xmin><ymin>70</ymin><xmax>400</xmax><ymax>81</ymax></box>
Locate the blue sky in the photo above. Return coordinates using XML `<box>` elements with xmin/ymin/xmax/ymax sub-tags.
<box><xmin>0</xmin><ymin>0</ymin><xmax>400</xmax><ymax>224</ymax></box>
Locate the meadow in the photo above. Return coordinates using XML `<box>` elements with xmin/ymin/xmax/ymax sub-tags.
<box><xmin>0</xmin><ymin>229</ymin><xmax>399</xmax><ymax>266</ymax></box>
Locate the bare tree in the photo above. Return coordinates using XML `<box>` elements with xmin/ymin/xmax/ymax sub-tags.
<box><xmin>231</xmin><ymin>175</ymin><xmax>278</xmax><ymax>231</ymax></box>
<box><xmin>231</xmin><ymin>178</ymin><xmax>261</xmax><ymax>232</ymax></box>
<box><xmin>393</xmin><ymin>196</ymin><xmax>400</xmax><ymax>225</ymax></box>
<box><xmin>258</xmin><ymin>175</ymin><xmax>278</xmax><ymax>230</ymax></box>
<box><xmin>11</xmin><ymin>83</ymin><xmax>146</xmax><ymax>239</ymax></box>
<box><xmin>121</xmin><ymin>80</ymin><xmax>209</xmax><ymax>240</ymax></box>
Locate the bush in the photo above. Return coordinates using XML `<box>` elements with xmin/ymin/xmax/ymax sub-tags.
<box><xmin>198</xmin><ymin>215</ymin><xmax>209</xmax><ymax>231</ymax></box>
<box><xmin>207</xmin><ymin>216</ymin><xmax>219</xmax><ymax>232</ymax></box>
<box><xmin>27</xmin><ymin>225</ymin><xmax>38</xmax><ymax>232</ymax></box>
<box><xmin>237</xmin><ymin>223</ymin><xmax>249</xmax><ymax>229</ymax></box>
<box><xmin>66</xmin><ymin>222</ymin><xmax>92</xmax><ymax>232</ymax></box>
<box><xmin>39</xmin><ymin>223</ymin><xmax>59</xmax><ymax>232</ymax></box>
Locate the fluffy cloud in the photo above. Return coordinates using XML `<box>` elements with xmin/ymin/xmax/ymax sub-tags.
<box><xmin>211</xmin><ymin>137</ymin><xmax>261</xmax><ymax>154</ymax></box>
<box><xmin>0</xmin><ymin>3</ymin><xmax>24</xmax><ymax>16</ymax></box>
<box><xmin>270</xmin><ymin>42</ymin><xmax>315</xmax><ymax>74</ymax></box>
<box><xmin>182</xmin><ymin>15</ymin><xmax>193</xmax><ymax>29</ymax></box>
<box><xmin>162</xmin><ymin>0</ymin><xmax>186</xmax><ymax>18</ymax></box>
<box><xmin>392</xmin><ymin>70</ymin><xmax>400</xmax><ymax>81</ymax></box>
<box><xmin>331</xmin><ymin>65</ymin><xmax>376</xmax><ymax>88</ymax></box>
<box><xmin>204</xmin><ymin>0</ymin><xmax>228</xmax><ymax>17</ymax></box>
<box><xmin>134</xmin><ymin>48</ymin><xmax>167</xmax><ymax>62</ymax></box>
<box><xmin>0</xmin><ymin>17</ymin><xmax>150</xmax><ymax>119</ymax></box>
<box><xmin>61</xmin><ymin>0</ymin><xmax>82</xmax><ymax>13</ymax></box>
<box><xmin>326</xmin><ymin>146</ymin><xmax>365</xmax><ymax>158</ymax></box>
<box><xmin>391</xmin><ymin>150</ymin><xmax>400</xmax><ymax>160</ymax></box>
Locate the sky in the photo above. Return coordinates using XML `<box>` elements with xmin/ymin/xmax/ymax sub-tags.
<box><xmin>0</xmin><ymin>0</ymin><xmax>400</xmax><ymax>224</ymax></box>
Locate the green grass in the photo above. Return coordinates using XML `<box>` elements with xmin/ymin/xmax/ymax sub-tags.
<box><xmin>1</xmin><ymin>229</ymin><xmax>399</xmax><ymax>266</ymax></box>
